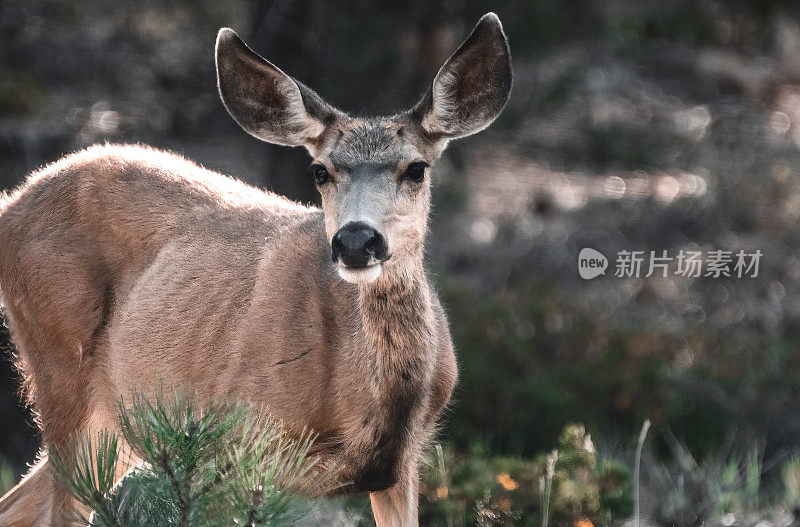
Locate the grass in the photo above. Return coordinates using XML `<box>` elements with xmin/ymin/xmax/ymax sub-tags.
<box><xmin>415</xmin><ymin>422</ymin><xmax>800</xmax><ymax>527</ymax></box>
<box><xmin>634</xmin><ymin>420</ymin><xmax>650</xmax><ymax>527</ymax></box>
<box><xmin>0</xmin><ymin>459</ymin><xmax>15</xmax><ymax>497</ymax></box>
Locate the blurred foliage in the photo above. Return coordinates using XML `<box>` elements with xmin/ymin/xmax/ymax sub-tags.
<box><xmin>442</xmin><ymin>279</ymin><xmax>668</xmax><ymax>456</ymax></box>
<box><xmin>0</xmin><ymin>69</ymin><xmax>45</xmax><ymax>116</ymax></box>
<box><xmin>782</xmin><ymin>456</ymin><xmax>800</xmax><ymax>508</ymax></box>
<box><xmin>417</xmin><ymin>425</ymin><xmax>632</xmax><ymax>527</ymax></box>
<box><xmin>0</xmin><ymin>458</ymin><xmax>14</xmax><ymax>497</ymax></box>
<box><xmin>644</xmin><ymin>439</ymin><xmax>778</xmax><ymax>526</ymax></box>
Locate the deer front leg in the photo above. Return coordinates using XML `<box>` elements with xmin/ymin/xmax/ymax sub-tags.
<box><xmin>369</xmin><ymin>464</ymin><xmax>418</xmax><ymax>527</ymax></box>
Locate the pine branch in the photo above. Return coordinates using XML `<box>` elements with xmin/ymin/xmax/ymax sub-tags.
<box><xmin>51</xmin><ymin>391</ymin><xmax>342</xmax><ymax>526</ymax></box>
<box><xmin>157</xmin><ymin>449</ymin><xmax>189</xmax><ymax>527</ymax></box>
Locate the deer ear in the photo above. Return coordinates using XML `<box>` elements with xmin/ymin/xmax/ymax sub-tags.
<box><xmin>412</xmin><ymin>13</ymin><xmax>512</xmax><ymax>140</ymax></box>
<box><xmin>215</xmin><ymin>28</ymin><xmax>342</xmax><ymax>149</ymax></box>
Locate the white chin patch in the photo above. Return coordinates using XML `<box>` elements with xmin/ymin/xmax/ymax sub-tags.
<box><xmin>338</xmin><ymin>264</ymin><xmax>382</xmax><ymax>284</ymax></box>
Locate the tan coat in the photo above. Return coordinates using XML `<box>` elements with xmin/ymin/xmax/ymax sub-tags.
<box><xmin>0</xmin><ymin>11</ymin><xmax>511</xmax><ymax>526</ymax></box>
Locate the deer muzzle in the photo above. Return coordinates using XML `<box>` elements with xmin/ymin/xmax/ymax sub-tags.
<box><xmin>331</xmin><ymin>221</ymin><xmax>389</xmax><ymax>283</ymax></box>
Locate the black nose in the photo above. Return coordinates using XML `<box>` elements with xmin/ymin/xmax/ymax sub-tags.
<box><xmin>331</xmin><ymin>222</ymin><xmax>388</xmax><ymax>268</ymax></box>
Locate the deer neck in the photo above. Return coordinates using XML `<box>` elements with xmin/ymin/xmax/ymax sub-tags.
<box><xmin>357</xmin><ymin>259</ymin><xmax>435</xmax><ymax>385</ymax></box>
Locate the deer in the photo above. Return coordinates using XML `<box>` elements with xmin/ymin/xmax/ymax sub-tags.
<box><xmin>0</xmin><ymin>12</ymin><xmax>511</xmax><ymax>526</ymax></box>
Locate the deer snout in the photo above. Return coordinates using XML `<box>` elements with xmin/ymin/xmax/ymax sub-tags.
<box><xmin>331</xmin><ymin>221</ymin><xmax>388</xmax><ymax>269</ymax></box>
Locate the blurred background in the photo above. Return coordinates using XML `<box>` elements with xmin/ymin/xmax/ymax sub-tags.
<box><xmin>4</xmin><ymin>0</ymin><xmax>800</xmax><ymax>524</ymax></box>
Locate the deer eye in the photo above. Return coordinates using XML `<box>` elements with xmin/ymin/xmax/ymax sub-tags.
<box><xmin>310</xmin><ymin>164</ymin><xmax>331</xmax><ymax>185</ymax></box>
<box><xmin>404</xmin><ymin>162</ymin><xmax>428</xmax><ymax>183</ymax></box>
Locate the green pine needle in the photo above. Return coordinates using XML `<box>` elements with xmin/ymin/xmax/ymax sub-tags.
<box><xmin>50</xmin><ymin>391</ymin><xmax>341</xmax><ymax>526</ymax></box>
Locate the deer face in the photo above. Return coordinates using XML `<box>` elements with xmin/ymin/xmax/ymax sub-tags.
<box><xmin>215</xmin><ymin>13</ymin><xmax>512</xmax><ymax>284</ymax></box>
<box><xmin>310</xmin><ymin>118</ymin><xmax>435</xmax><ymax>283</ymax></box>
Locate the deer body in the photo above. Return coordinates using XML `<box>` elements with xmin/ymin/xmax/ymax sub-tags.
<box><xmin>0</xmin><ymin>13</ymin><xmax>511</xmax><ymax>526</ymax></box>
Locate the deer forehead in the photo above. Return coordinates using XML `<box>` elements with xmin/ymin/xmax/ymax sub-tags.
<box><xmin>324</xmin><ymin>120</ymin><xmax>425</xmax><ymax>171</ymax></box>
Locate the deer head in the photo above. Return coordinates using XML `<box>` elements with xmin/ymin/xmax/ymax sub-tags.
<box><xmin>215</xmin><ymin>13</ymin><xmax>512</xmax><ymax>284</ymax></box>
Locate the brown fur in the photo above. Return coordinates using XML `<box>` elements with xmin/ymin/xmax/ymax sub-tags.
<box><xmin>0</xmin><ymin>144</ymin><xmax>456</xmax><ymax>525</ymax></box>
<box><xmin>0</xmin><ymin>12</ymin><xmax>511</xmax><ymax>526</ymax></box>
